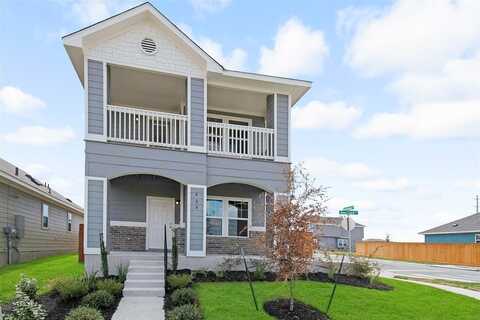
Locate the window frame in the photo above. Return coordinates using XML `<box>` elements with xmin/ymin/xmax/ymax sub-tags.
<box><xmin>206</xmin><ymin>196</ymin><xmax>252</xmax><ymax>238</ymax></box>
<box><xmin>207</xmin><ymin>113</ymin><xmax>253</xmax><ymax>126</ymax></box>
<box><xmin>67</xmin><ymin>212</ymin><xmax>72</xmax><ymax>232</ymax></box>
<box><xmin>475</xmin><ymin>233</ymin><xmax>480</xmax><ymax>244</ymax></box>
<box><xmin>337</xmin><ymin>238</ymin><xmax>348</xmax><ymax>249</ymax></box>
<box><xmin>41</xmin><ymin>203</ymin><xmax>49</xmax><ymax>229</ymax></box>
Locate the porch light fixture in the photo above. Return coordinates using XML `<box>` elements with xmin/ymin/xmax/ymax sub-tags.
<box><xmin>175</xmin><ymin>200</ymin><xmax>180</xmax><ymax>205</ymax></box>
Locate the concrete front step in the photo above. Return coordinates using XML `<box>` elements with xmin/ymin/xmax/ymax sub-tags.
<box><xmin>128</xmin><ymin>265</ymin><xmax>164</xmax><ymax>273</ymax></box>
<box><xmin>125</xmin><ymin>279</ymin><xmax>164</xmax><ymax>289</ymax></box>
<box><xmin>127</xmin><ymin>272</ymin><xmax>164</xmax><ymax>280</ymax></box>
<box><xmin>123</xmin><ymin>287</ymin><xmax>165</xmax><ymax>297</ymax></box>
<box><xmin>129</xmin><ymin>260</ymin><xmax>164</xmax><ymax>266</ymax></box>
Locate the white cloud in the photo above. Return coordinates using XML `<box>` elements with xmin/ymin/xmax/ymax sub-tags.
<box><xmin>342</xmin><ymin>0</ymin><xmax>480</xmax><ymax>76</ymax></box>
<box><xmin>354</xmin><ymin>100</ymin><xmax>480</xmax><ymax>139</ymax></box>
<box><xmin>304</xmin><ymin>157</ymin><xmax>379</xmax><ymax>181</ymax></box>
<box><xmin>259</xmin><ymin>17</ymin><xmax>329</xmax><ymax>77</ymax></box>
<box><xmin>190</xmin><ymin>0</ymin><xmax>231</xmax><ymax>14</ymax></box>
<box><xmin>292</xmin><ymin>100</ymin><xmax>361</xmax><ymax>130</ymax></box>
<box><xmin>67</xmin><ymin>0</ymin><xmax>137</xmax><ymax>25</ymax></box>
<box><xmin>353</xmin><ymin>177</ymin><xmax>411</xmax><ymax>192</ymax></box>
<box><xmin>197</xmin><ymin>37</ymin><xmax>247</xmax><ymax>70</ymax></box>
<box><xmin>2</xmin><ymin>126</ymin><xmax>75</xmax><ymax>146</ymax></box>
<box><xmin>0</xmin><ymin>86</ymin><xmax>46</xmax><ymax>115</ymax></box>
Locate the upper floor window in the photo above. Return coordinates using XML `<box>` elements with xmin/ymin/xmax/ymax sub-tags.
<box><xmin>42</xmin><ymin>204</ymin><xmax>49</xmax><ymax>229</ymax></box>
<box><xmin>67</xmin><ymin>212</ymin><xmax>72</xmax><ymax>232</ymax></box>
<box><xmin>475</xmin><ymin>234</ymin><xmax>480</xmax><ymax>243</ymax></box>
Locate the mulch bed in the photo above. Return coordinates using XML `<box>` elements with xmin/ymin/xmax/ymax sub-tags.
<box><xmin>2</xmin><ymin>292</ymin><xmax>121</xmax><ymax>320</ymax></box>
<box><xmin>264</xmin><ymin>299</ymin><xmax>330</xmax><ymax>320</ymax></box>
<box><xmin>174</xmin><ymin>269</ymin><xmax>392</xmax><ymax>291</ymax></box>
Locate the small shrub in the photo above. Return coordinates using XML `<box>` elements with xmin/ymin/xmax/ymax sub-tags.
<box><xmin>81</xmin><ymin>290</ymin><xmax>114</xmax><ymax>309</ymax></box>
<box><xmin>16</xmin><ymin>274</ymin><xmax>38</xmax><ymax>299</ymax></box>
<box><xmin>96</xmin><ymin>279</ymin><xmax>123</xmax><ymax>297</ymax></box>
<box><xmin>347</xmin><ymin>256</ymin><xmax>380</xmax><ymax>279</ymax></box>
<box><xmin>117</xmin><ymin>264</ymin><xmax>128</xmax><ymax>283</ymax></box>
<box><xmin>322</xmin><ymin>251</ymin><xmax>339</xmax><ymax>280</ymax></box>
<box><xmin>171</xmin><ymin>288</ymin><xmax>196</xmax><ymax>307</ymax></box>
<box><xmin>65</xmin><ymin>306</ymin><xmax>104</xmax><ymax>320</ymax></box>
<box><xmin>191</xmin><ymin>270</ymin><xmax>207</xmax><ymax>281</ymax></box>
<box><xmin>167</xmin><ymin>304</ymin><xmax>202</xmax><ymax>320</ymax></box>
<box><xmin>167</xmin><ymin>274</ymin><xmax>192</xmax><ymax>289</ymax></box>
<box><xmin>251</xmin><ymin>259</ymin><xmax>271</xmax><ymax>281</ymax></box>
<box><xmin>4</xmin><ymin>291</ymin><xmax>47</xmax><ymax>320</ymax></box>
<box><xmin>53</xmin><ymin>277</ymin><xmax>89</xmax><ymax>301</ymax></box>
<box><xmin>81</xmin><ymin>272</ymin><xmax>98</xmax><ymax>292</ymax></box>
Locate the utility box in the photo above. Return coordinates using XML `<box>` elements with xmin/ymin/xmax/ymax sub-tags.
<box><xmin>14</xmin><ymin>215</ymin><xmax>25</xmax><ymax>239</ymax></box>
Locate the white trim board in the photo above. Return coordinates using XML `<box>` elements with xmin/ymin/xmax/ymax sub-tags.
<box><xmin>110</xmin><ymin>221</ymin><xmax>146</xmax><ymax>227</ymax></box>
<box><xmin>186</xmin><ymin>184</ymin><xmax>207</xmax><ymax>257</ymax></box>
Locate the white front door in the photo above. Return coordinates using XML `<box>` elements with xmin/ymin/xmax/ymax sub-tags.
<box><xmin>146</xmin><ymin>197</ymin><xmax>175</xmax><ymax>250</ymax></box>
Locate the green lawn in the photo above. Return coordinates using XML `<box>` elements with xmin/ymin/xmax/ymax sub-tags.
<box><xmin>0</xmin><ymin>254</ymin><xmax>84</xmax><ymax>303</ymax></box>
<box><xmin>195</xmin><ymin>279</ymin><xmax>480</xmax><ymax>320</ymax></box>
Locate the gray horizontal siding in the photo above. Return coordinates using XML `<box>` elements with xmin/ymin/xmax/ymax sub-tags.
<box><xmin>276</xmin><ymin>94</ymin><xmax>289</xmax><ymax>158</ymax></box>
<box><xmin>88</xmin><ymin>60</ymin><xmax>104</xmax><ymax>135</ymax></box>
<box><xmin>189</xmin><ymin>187</ymin><xmax>204</xmax><ymax>252</ymax></box>
<box><xmin>190</xmin><ymin>78</ymin><xmax>205</xmax><ymax>147</ymax></box>
<box><xmin>85</xmin><ymin>141</ymin><xmax>207</xmax><ymax>185</ymax></box>
<box><xmin>207</xmin><ymin>155</ymin><xmax>289</xmax><ymax>193</ymax></box>
<box><xmin>0</xmin><ymin>182</ymin><xmax>81</xmax><ymax>266</ymax></box>
<box><xmin>108</xmin><ymin>175</ymin><xmax>180</xmax><ymax>223</ymax></box>
<box><xmin>87</xmin><ymin>179</ymin><xmax>104</xmax><ymax>248</ymax></box>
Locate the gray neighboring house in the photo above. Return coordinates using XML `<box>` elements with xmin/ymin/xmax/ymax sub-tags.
<box><xmin>310</xmin><ymin>216</ymin><xmax>365</xmax><ymax>251</ymax></box>
<box><xmin>62</xmin><ymin>2</ymin><xmax>311</xmax><ymax>274</ymax></box>
<box><xmin>0</xmin><ymin>158</ymin><xmax>84</xmax><ymax>266</ymax></box>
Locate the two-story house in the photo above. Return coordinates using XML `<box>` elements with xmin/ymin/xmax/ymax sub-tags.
<box><xmin>63</xmin><ymin>2</ymin><xmax>311</xmax><ymax>274</ymax></box>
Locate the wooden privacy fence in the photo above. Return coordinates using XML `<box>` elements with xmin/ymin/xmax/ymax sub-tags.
<box><xmin>356</xmin><ymin>241</ymin><xmax>480</xmax><ymax>267</ymax></box>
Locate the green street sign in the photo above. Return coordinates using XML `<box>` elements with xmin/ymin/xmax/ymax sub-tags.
<box><xmin>343</xmin><ymin>206</ymin><xmax>355</xmax><ymax>210</ymax></box>
<box><xmin>339</xmin><ymin>209</ymin><xmax>359</xmax><ymax>215</ymax></box>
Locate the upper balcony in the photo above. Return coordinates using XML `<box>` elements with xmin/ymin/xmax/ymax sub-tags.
<box><xmin>91</xmin><ymin>63</ymin><xmax>284</xmax><ymax>161</ymax></box>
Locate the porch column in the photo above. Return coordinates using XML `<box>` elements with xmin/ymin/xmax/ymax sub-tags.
<box><xmin>84</xmin><ymin>176</ymin><xmax>107</xmax><ymax>254</ymax></box>
<box><xmin>267</xmin><ymin>93</ymin><xmax>290</xmax><ymax>162</ymax></box>
<box><xmin>187</xmin><ymin>77</ymin><xmax>206</xmax><ymax>153</ymax></box>
<box><xmin>186</xmin><ymin>184</ymin><xmax>207</xmax><ymax>256</ymax></box>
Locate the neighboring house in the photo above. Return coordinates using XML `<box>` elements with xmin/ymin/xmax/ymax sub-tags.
<box><xmin>310</xmin><ymin>216</ymin><xmax>365</xmax><ymax>251</ymax></box>
<box><xmin>62</xmin><ymin>2</ymin><xmax>311</xmax><ymax>273</ymax></box>
<box><xmin>419</xmin><ymin>213</ymin><xmax>480</xmax><ymax>244</ymax></box>
<box><xmin>0</xmin><ymin>158</ymin><xmax>83</xmax><ymax>266</ymax></box>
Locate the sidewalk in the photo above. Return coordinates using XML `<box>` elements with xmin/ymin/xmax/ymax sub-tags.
<box><xmin>112</xmin><ymin>297</ymin><xmax>165</xmax><ymax>320</ymax></box>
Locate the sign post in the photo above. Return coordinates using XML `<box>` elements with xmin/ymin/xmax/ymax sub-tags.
<box><xmin>339</xmin><ymin>206</ymin><xmax>359</xmax><ymax>254</ymax></box>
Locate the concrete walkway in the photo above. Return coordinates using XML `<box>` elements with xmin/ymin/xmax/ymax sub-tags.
<box><xmin>112</xmin><ymin>297</ymin><xmax>165</xmax><ymax>320</ymax></box>
<box><xmin>387</xmin><ymin>276</ymin><xmax>480</xmax><ymax>300</ymax></box>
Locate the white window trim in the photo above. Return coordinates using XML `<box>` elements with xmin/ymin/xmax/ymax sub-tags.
<box><xmin>41</xmin><ymin>203</ymin><xmax>49</xmax><ymax>230</ymax></box>
<box><xmin>207</xmin><ymin>113</ymin><xmax>253</xmax><ymax>126</ymax></box>
<box><xmin>84</xmin><ymin>176</ymin><xmax>107</xmax><ymax>255</ymax></box>
<box><xmin>67</xmin><ymin>212</ymin><xmax>72</xmax><ymax>232</ymax></box>
<box><xmin>206</xmin><ymin>196</ymin><xmax>252</xmax><ymax>238</ymax></box>
<box><xmin>475</xmin><ymin>234</ymin><xmax>480</xmax><ymax>243</ymax></box>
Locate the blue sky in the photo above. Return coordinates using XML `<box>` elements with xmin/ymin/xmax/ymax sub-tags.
<box><xmin>1</xmin><ymin>0</ymin><xmax>480</xmax><ymax>241</ymax></box>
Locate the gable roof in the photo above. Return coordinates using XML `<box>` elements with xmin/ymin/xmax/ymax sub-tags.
<box><xmin>419</xmin><ymin>213</ymin><xmax>480</xmax><ymax>235</ymax></box>
<box><xmin>0</xmin><ymin>157</ymin><xmax>83</xmax><ymax>215</ymax></box>
<box><xmin>62</xmin><ymin>2</ymin><xmax>311</xmax><ymax>104</ymax></box>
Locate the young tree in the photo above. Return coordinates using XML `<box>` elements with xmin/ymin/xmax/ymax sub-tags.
<box><xmin>265</xmin><ymin>164</ymin><xmax>327</xmax><ymax>311</ymax></box>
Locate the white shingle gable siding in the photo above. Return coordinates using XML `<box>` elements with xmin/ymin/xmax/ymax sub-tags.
<box><xmin>86</xmin><ymin>21</ymin><xmax>206</xmax><ymax>78</ymax></box>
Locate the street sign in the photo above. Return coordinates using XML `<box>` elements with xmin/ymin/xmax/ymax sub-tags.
<box><xmin>339</xmin><ymin>209</ymin><xmax>358</xmax><ymax>215</ymax></box>
<box><xmin>343</xmin><ymin>205</ymin><xmax>355</xmax><ymax>210</ymax></box>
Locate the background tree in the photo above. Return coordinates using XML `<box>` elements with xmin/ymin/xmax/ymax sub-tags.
<box><xmin>265</xmin><ymin>164</ymin><xmax>327</xmax><ymax>311</ymax></box>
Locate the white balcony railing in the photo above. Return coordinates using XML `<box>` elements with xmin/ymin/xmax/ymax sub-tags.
<box><xmin>207</xmin><ymin>122</ymin><xmax>275</xmax><ymax>159</ymax></box>
<box><xmin>106</xmin><ymin>105</ymin><xmax>188</xmax><ymax>148</ymax></box>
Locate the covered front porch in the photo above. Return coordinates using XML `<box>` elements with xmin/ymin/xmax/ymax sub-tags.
<box><xmin>91</xmin><ymin>174</ymin><xmax>271</xmax><ymax>272</ymax></box>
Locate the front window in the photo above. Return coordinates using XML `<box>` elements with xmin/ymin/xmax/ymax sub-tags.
<box><xmin>228</xmin><ymin>200</ymin><xmax>249</xmax><ymax>237</ymax></box>
<box><xmin>206</xmin><ymin>198</ymin><xmax>250</xmax><ymax>238</ymax></box>
<box><xmin>42</xmin><ymin>203</ymin><xmax>49</xmax><ymax>229</ymax></box>
<box><xmin>207</xmin><ymin>199</ymin><xmax>223</xmax><ymax>236</ymax></box>
<box><xmin>337</xmin><ymin>238</ymin><xmax>348</xmax><ymax>249</ymax></box>
<box><xmin>475</xmin><ymin>234</ymin><xmax>480</xmax><ymax>243</ymax></box>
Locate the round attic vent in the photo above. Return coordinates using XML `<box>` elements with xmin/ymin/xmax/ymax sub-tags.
<box><xmin>141</xmin><ymin>38</ymin><xmax>157</xmax><ymax>54</ymax></box>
